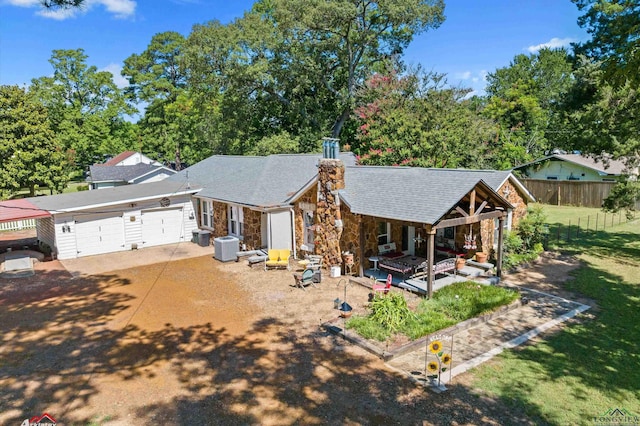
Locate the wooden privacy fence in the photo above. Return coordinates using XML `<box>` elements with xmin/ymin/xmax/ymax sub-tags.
<box><xmin>0</xmin><ymin>219</ymin><xmax>37</xmax><ymax>232</ymax></box>
<box><xmin>522</xmin><ymin>179</ymin><xmax>617</xmax><ymax>208</ymax></box>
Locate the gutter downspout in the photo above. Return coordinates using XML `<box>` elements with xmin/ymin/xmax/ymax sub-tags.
<box><xmin>267</xmin><ymin>213</ymin><xmax>272</xmax><ymax>250</ymax></box>
<box><xmin>290</xmin><ymin>208</ymin><xmax>297</xmax><ymax>259</ymax></box>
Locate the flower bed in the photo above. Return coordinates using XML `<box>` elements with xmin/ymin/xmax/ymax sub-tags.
<box><xmin>344</xmin><ymin>281</ymin><xmax>520</xmax><ymax>348</ymax></box>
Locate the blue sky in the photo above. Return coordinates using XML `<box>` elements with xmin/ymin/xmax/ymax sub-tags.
<box><xmin>0</xmin><ymin>0</ymin><xmax>589</xmax><ymax>96</ymax></box>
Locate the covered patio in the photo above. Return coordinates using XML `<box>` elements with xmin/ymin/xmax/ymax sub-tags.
<box><xmin>337</xmin><ymin>167</ymin><xmax>516</xmax><ymax>298</ymax></box>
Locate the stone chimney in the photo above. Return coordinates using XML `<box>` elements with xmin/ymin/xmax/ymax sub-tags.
<box><xmin>315</xmin><ymin>139</ymin><xmax>345</xmax><ymax>268</ymax></box>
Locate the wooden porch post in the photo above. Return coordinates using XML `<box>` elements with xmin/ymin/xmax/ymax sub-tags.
<box><xmin>427</xmin><ymin>228</ymin><xmax>436</xmax><ymax>298</ymax></box>
<box><xmin>496</xmin><ymin>215</ymin><xmax>505</xmax><ymax>277</ymax></box>
<box><xmin>358</xmin><ymin>216</ymin><xmax>365</xmax><ymax>277</ymax></box>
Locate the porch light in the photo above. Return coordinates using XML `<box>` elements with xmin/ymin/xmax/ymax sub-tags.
<box><xmin>414</xmin><ymin>231</ymin><xmax>425</xmax><ymax>247</ymax></box>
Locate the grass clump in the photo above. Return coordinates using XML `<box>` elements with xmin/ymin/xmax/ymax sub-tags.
<box><xmin>347</xmin><ymin>281</ymin><xmax>519</xmax><ymax>342</ymax></box>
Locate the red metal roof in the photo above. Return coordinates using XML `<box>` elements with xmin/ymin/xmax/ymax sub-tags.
<box><xmin>0</xmin><ymin>199</ymin><xmax>51</xmax><ymax>223</ymax></box>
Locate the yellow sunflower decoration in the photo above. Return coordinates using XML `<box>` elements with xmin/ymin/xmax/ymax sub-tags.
<box><xmin>442</xmin><ymin>354</ymin><xmax>452</xmax><ymax>365</ymax></box>
<box><xmin>429</xmin><ymin>340</ymin><xmax>442</xmax><ymax>353</ymax></box>
<box><xmin>427</xmin><ymin>361</ymin><xmax>439</xmax><ymax>373</ymax></box>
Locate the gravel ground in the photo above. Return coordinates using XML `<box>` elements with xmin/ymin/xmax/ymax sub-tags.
<box><xmin>0</xmin><ymin>246</ymin><xmax>579</xmax><ymax>425</ymax></box>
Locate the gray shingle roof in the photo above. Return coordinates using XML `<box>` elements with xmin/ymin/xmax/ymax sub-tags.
<box><xmin>168</xmin><ymin>152</ymin><xmax>357</xmax><ymax>207</ymax></box>
<box><xmin>340</xmin><ymin>166</ymin><xmax>514</xmax><ymax>224</ymax></box>
<box><xmin>87</xmin><ymin>163</ymin><xmax>174</xmax><ymax>183</ymax></box>
<box><xmin>27</xmin><ymin>180</ymin><xmax>199</xmax><ymax>213</ymax></box>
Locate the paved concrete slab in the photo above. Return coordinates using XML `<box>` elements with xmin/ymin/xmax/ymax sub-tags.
<box><xmin>60</xmin><ymin>241</ymin><xmax>215</xmax><ymax>277</ymax></box>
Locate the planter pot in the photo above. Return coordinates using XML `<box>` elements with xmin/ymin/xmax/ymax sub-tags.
<box><xmin>342</xmin><ymin>253</ymin><xmax>354</xmax><ymax>265</ymax></box>
<box><xmin>475</xmin><ymin>252</ymin><xmax>488</xmax><ymax>263</ymax></box>
<box><xmin>455</xmin><ymin>257</ymin><xmax>466</xmax><ymax>270</ymax></box>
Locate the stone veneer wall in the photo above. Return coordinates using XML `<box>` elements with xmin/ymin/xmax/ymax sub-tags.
<box><xmin>212</xmin><ymin>203</ymin><xmax>262</xmax><ymax>250</ymax></box>
<box><xmin>339</xmin><ymin>205</ymin><xmax>361</xmax><ymax>271</ymax></box>
<box><xmin>242</xmin><ymin>208</ymin><xmax>262</xmax><ymax>250</ymax></box>
<box><xmin>294</xmin><ymin>186</ymin><xmax>317</xmax><ymax>258</ymax></box>
<box><xmin>475</xmin><ymin>181</ymin><xmax>528</xmax><ymax>257</ymax></box>
<box><xmin>499</xmin><ymin>180</ymin><xmax>529</xmax><ymax>227</ymax></box>
<box><xmin>212</xmin><ymin>202</ymin><xmax>228</xmax><ymax>239</ymax></box>
<box><xmin>315</xmin><ymin>159</ymin><xmax>345</xmax><ymax>268</ymax></box>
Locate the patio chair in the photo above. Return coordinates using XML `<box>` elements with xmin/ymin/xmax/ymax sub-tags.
<box><xmin>293</xmin><ymin>268</ymin><xmax>317</xmax><ymax>291</ymax></box>
<box><xmin>372</xmin><ymin>273</ymin><xmax>392</xmax><ymax>295</ymax></box>
<box><xmin>305</xmin><ymin>254</ymin><xmax>323</xmax><ymax>271</ymax></box>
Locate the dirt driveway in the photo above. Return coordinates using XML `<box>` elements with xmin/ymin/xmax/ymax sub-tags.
<box><xmin>0</xmin><ymin>246</ymin><xmax>575</xmax><ymax>425</ymax></box>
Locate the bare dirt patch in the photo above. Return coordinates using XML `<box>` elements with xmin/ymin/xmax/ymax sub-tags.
<box><xmin>0</xmin><ymin>250</ymin><xmax>579</xmax><ymax>425</ymax></box>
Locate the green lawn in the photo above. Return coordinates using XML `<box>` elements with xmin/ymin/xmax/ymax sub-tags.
<box><xmin>471</xmin><ymin>206</ymin><xmax>640</xmax><ymax>425</ymax></box>
<box><xmin>8</xmin><ymin>181</ymin><xmax>87</xmax><ymax>199</ymax></box>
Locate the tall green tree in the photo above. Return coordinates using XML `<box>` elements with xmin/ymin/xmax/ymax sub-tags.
<box><xmin>483</xmin><ymin>48</ymin><xmax>574</xmax><ymax>168</ymax></box>
<box><xmin>122</xmin><ymin>32</ymin><xmax>202</xmax><ymax>166</ymax></box>
<box><xmin>353</xmin><ymin>68</ymin><xmax>496</xmax><ymax>168</ymax></box>
<box><xmin>31</xmin><ymin>49</ymin><xmax>135</xmax><ymax>170</ymax></box>
<box><xmin>41</xmin><ymin>0</ymin><xmax>83</xmax><ymax>8</ymax></box>
<box><xmin>573</xmin><ymin>0</ymin><xmax>640</xmax><ymax>87</ymax></box>
<box><xmin>184</xmin><ymin>0</ymin><xmax>445</xmax><ymax>154</ymax></box>
<box><xmin>558</xmin><ymin>58</ymin><xmax>639</xmax><ymax>211</ymax></box>
<box><xmin>569</xmin><ymin>1</ymin><xmax>640</xmax><ymax>212</ymax></box>
<box><xmin>0</xmin><ymin>85</ymin><xmax>69</xmax><ymax>198</ymax></box>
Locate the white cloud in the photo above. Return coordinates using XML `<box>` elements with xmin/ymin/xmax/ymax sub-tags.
<box><xmin>455</xmin><ymin>71</ymin><xmax>472</xmax><ymax>80</ymax></box>
<box><xmin>6</xmin><ymin>0</ymin><xmax>136</xmax><ymax>20</ymax></box>
<box><xmin>36</xmin><ymin>6</ymin><xmax>78</xmax><ymax>20</ymax></box>
<box><xmin>98</xmin><ymin>0</ymin><xmax>135</xmax><ymax>18</ymax></box>
<box><xmin>527</xmin><ymin>37</ymin><xmax>576</xmax><ymax>53</ymax></box>
<box><xmin>101</xmin><ymin>63</ymin><xmax>129</xmax><ymax>88</ymax></box>
<box><xmin>4</xmin><ymin>0</ymin><xmax>40</xmax><ymax>6</ymax></box>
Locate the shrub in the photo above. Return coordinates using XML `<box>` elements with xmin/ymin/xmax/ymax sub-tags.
<box><xmin>369</xmin><ymin>292</ymin><xmax>413</xmax><ymax>332</ymax></box>
<box><xmin>517</xmin><ymin>205</ymin><xmax>548</xmax><ymax>251</ymax></box>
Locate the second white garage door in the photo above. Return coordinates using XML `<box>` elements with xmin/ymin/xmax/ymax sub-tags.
<box><xmin>141</xmin><ymin>207</ymin><xmax>184</xmax><ymax>247</ymax></box>
<box><xmin>75</xmin><ymin>213</ymin><xmax>125</xmax><ymax>257</ymax></box>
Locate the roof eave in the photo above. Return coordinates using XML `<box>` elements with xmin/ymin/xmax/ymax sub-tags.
<box><xmin>50</xmin><ymin>188</ymin><xmax>201</xmax><ymax>214</ymax></box>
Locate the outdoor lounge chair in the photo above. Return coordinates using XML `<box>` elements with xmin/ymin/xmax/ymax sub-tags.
<box><xmin>305</xmin><ymin>254</ymin><xmax>323</xmax><ymax>271</ymax></box>
<box><xmin>265</xmin><ymin>249</ymin><xmax>291</xmax><ymax>270</ymax></box>
<box><xmin>372</xmin><ymin>274</ymin><xmax>392</xmax><ymax>294</ymax></box>
<box><xmin>293</xmin><ymin>268</ymin><xmax>317</xmax><ymax>291</ymax></box>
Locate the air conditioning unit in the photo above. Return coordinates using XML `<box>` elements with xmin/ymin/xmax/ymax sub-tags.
<box><xmin>214</xmin><ymin>236</ymin><xmax>240</xmax><ymax>262</ymax></box>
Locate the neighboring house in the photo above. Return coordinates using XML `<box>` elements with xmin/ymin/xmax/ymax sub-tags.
<box><xmin>87</xmin><ymin>163</ymin><xmax>177</xmax><ymax>190</ymax></box>
<box><xmin>0</xmin><ymin>148</ymin><xmax>534</xmax><ymax>289</ymax></box>
<box><xmin>103</xmin><ymin>151</ymin><xmax>162</xmax><ymax>167</ymax></box>
<box><xmin>513</xmin><ymin>153</ymin><xmax>631</xmax><ymax>182</ymax></box>
<box><xmin>513</xmin><ymin>153</ymin><xmax>637</xmax><ymax>207</ymax></box>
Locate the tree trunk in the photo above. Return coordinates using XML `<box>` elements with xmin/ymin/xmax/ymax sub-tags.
<box><xmin>331</xmin><ymin>108</ymin><xmax>351</xmax><ymax>139</ymax></box>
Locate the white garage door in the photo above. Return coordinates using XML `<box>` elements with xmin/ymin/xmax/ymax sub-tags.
<box><xmin>141</xmin><ymin>207</ymin><xmax>184</xmax><ymax>247</ymax></box>
<box><xmin>75</xmin><ymin>213</ymin><xmax>125</xmax><ymax>257</ymax></box>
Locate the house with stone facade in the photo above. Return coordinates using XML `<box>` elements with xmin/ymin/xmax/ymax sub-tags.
<box><xmin>168</xmin><ymin>150</ymin><xmax>533</xmax><ymax>295</ymax></box>
<box><xmin>1</xmin><ymin>149</ymin><xmax>532</xmax><ymax>288</ymax></box>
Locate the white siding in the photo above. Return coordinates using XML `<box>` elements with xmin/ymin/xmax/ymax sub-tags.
<box><xmin>36</xmin><ymin>217</ymin><xmax>56</xmax><ymax>254</ymax></box>
<box><xmin>54</xmin><ymin>213</ymin><xmax>81</xmax><ymax>259</ymax></box>
<box><xmin>51</xmin><ymin>194</ymin><xmax>199</xmax><ymax>259</ymax></box>
<box><xmin>130</xmin><ymin>169</ymin><xmax>175</xmax><ymax>184</ymax></box>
